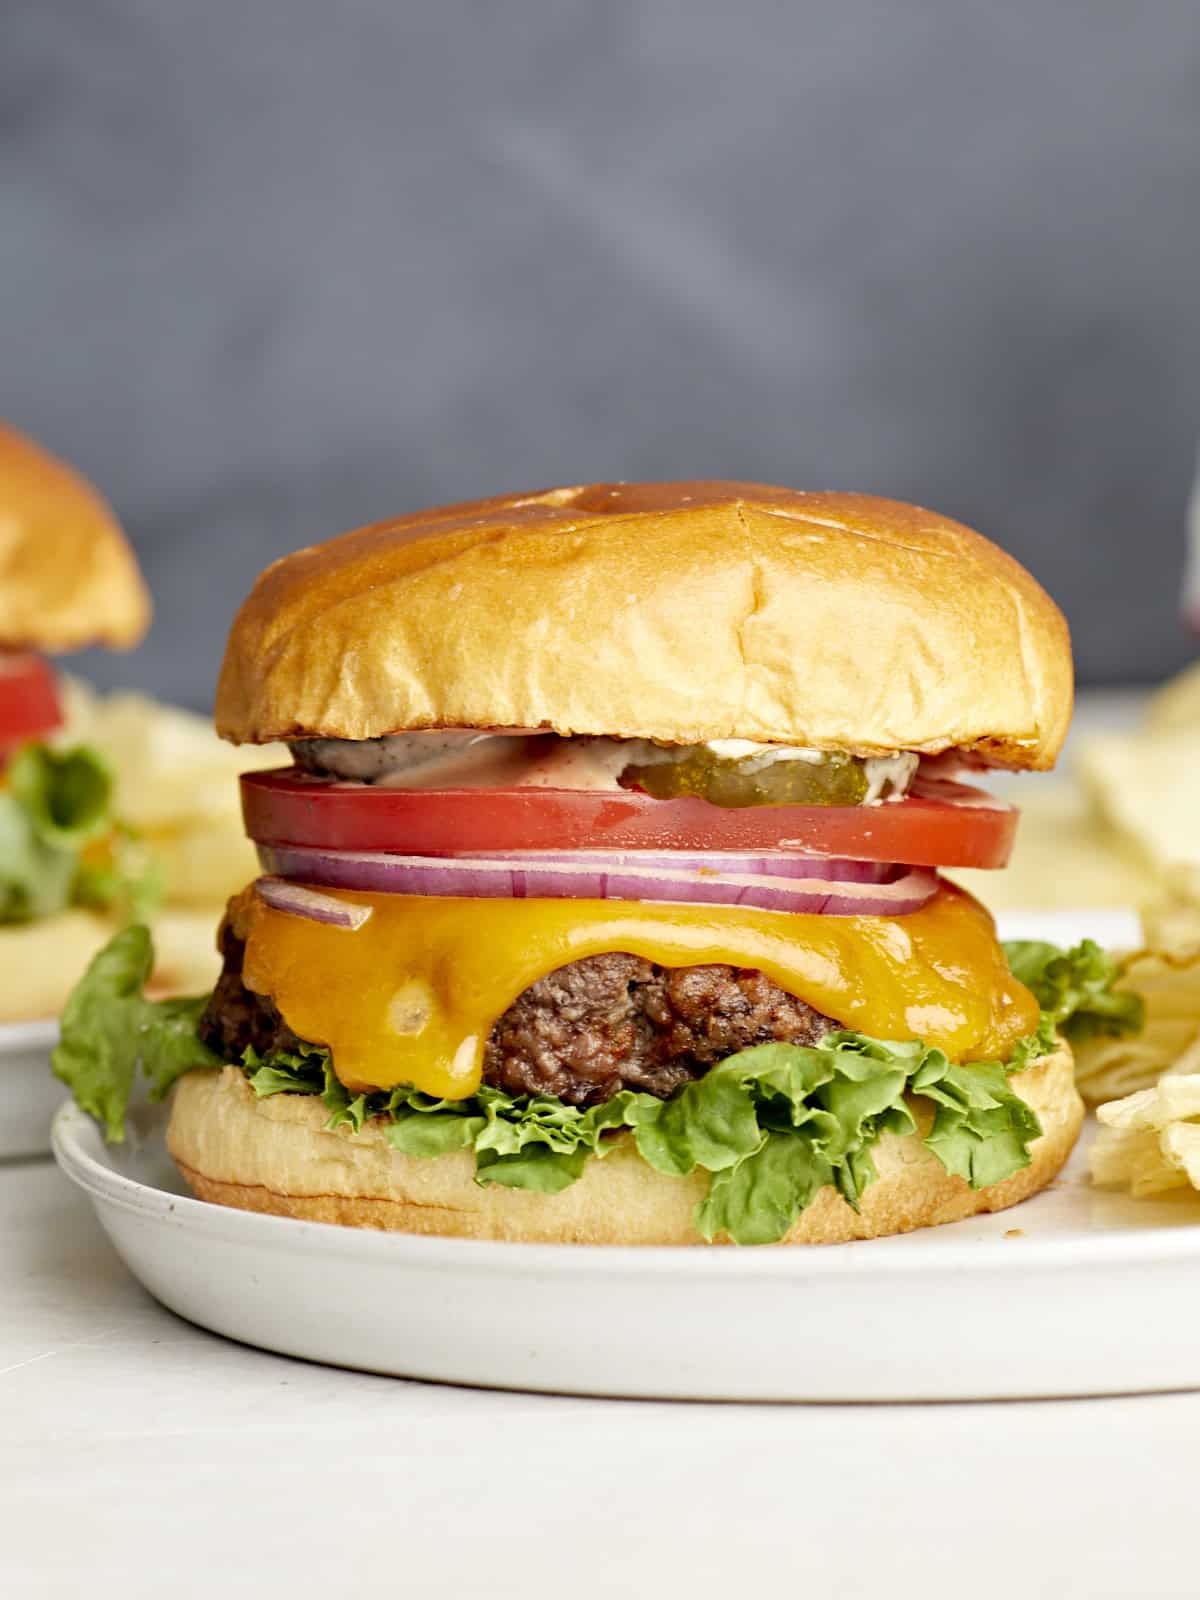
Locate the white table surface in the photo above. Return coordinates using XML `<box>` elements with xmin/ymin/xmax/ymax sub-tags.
<box><xmin>1</xmin><ymin>1144</ymin><xmax>1196</xmax><ymax>1599</ymax></box>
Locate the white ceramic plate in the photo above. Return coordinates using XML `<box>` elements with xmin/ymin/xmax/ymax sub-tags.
<box><xmin>56</xmin><ymin>906</ymin><xmax>1198</xmax><ymax>1402</ymax></box>
<box><xmin>50</xmin><ymin>1097</ymin><xmax>1200</xmax><ymax>1400</ymax></box>
<box><xmin>0</xmin><ymin>1020</ymin><xmax>63</xmax><ymax>1160</ymax></box>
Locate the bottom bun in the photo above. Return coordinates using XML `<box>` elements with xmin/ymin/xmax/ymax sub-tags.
<box><xmin>167</xmin><ymin>1042</ymin><xmax>1081</xmax><ymax>1246</ymax></box>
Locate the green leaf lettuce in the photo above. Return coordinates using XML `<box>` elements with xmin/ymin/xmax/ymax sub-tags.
<box><xmin>51</xmin><ymin>925</ymin><xmax>218</xmax><ymax>1141</ymax></box>
<box><xmin>1003</xmin><ymin>938</ymin><xmax>1144</xmax><ymax>1045</ymax></box>
<box><xmin>0</xmin><ymin>742</ymin><xmax>158</xmax><ymax>924</ymax></box>
<box><xmin>242</xmin><ymin>1029</ymin><xmax>1047</xmax><ymax>1244</ymax></box>
<box><xmin>9</xmin><ymin>743</ymin><xmax>113</xmax><ymax>851</ymax></box>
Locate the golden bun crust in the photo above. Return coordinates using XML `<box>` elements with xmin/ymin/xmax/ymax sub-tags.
<box><xmin>0</xmin><ymin>421</ymin><xmax>150</xmax><ymax>651</ymax></box>
<box><xmin>167</xmin><ymin>1043</ymin><xmax>1080</xmax><ymax>1245</ymax></box>
<box><xmin>216</xmin><ymin>481</ymin><xmax>1072</xmax><ymax>768</ymax></box>
<box><xmin>0</xmin><ymin>908</ymin><xmax>221</xmax><ymax>1023</ymax></box>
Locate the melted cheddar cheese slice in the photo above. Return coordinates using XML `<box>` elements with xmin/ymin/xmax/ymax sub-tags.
<box><xmin>232</xmin><ymin>881</ymin><xmax>1039</xmax><ymax>1099</ymax></box>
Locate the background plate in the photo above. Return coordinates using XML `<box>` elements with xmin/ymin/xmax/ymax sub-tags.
<box><xmin>0</xmin><ymin>1020</ymin><xmax>62</xmax><ymax>1160</ymax></box>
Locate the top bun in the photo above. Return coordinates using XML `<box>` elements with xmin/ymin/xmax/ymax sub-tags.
<box><xmin>216</xmin><ymin>481</ymin><xmax>1072</xmax><ymax>769</ymax></box>
<box><xmin>0</xmin><ymin>422</ymin><xmax>150</xmax><ymax>652</ymax></box>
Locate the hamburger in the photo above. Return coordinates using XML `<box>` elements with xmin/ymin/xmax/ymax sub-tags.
<box><xmin>54</xmin><ymin>482</ymin><xmax>1140</xmax><ymax>1244</ymax></box>
<box><xmin>0</xmin><ymin>419</ymin><xmax>156</xmax><ymax>1018</ymax></box>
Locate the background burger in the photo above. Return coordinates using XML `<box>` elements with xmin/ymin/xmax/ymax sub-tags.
<box><xmin>54</xmin><ymin>482</ymin><xmax>1141</xmax><ymax>1244</ymax></box>
<box><xmin>0</xmin><ymin>417</ymin><xmax>164</xmax><ymax>1018</ymax></box>
<box><xmin>0</xmin><ymin>420</ymin><xmax>276</xmax><ymax>1022</ymax></box>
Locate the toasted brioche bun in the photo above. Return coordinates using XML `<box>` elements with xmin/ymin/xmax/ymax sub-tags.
<box><xmin>216</xmin><ymin>482</ymin><xmax>1071</xmax><ymax>769</ymax></box>
<box><xmin>0</xmin><ymin>421</ymin><xmax>150</xmax><ymax>651</ymax></box>
<box><xmin>167</xmin><ymin>1043</ymin><xmax>1080</xmax><ymax>1245</ymax></box>
<box><xmin>0</xmin><ymin>908</ymin><xmax>220</xmax><ymax>1024</ymax></box>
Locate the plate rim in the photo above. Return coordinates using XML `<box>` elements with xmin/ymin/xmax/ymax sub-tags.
<box><xmin>0</xmin><ymin>1017</ymin><xmax>59</xmax><ymax>1053</ymax></box>
<box><xmin>52</xmin><ymin>1098</ymin><xmax>1200</xmax><ymax>1281</ymax></box>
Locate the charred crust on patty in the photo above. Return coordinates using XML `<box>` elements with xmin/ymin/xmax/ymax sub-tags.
<box><xmin>199</xmin><ymin>922</ymin><xmax>303</xmax><ymax>1062</ymax></box>
<box><xmin>482</xmin><ymin>952</ymin><xmax>833</xmax><ymax>1105</ymax></box>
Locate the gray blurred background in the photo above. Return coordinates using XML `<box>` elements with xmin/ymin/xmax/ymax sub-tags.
<box><xmin>4</xmin><ymin>1</ymin><xmax>1199</xmax><ymax>706</ymax></box>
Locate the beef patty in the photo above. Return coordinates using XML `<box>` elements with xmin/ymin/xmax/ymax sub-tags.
<box><xmin>199</xmin><ymin>927</ymin><xmax>834</xmax><ymax>1107</ymax></box>
<box><xmin>482</xmin><ymin>952</ymin><xmax>833</xmax><ymax>1104</ymax></box>
<box><xmin>197</xmin><ymin>924</ymin><xmax>293</xmax><ymax>1062</ymax></box>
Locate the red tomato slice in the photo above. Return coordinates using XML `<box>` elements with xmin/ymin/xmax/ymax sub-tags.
<box><xmin>0</xmin><ymin>654</ymin><xmax>62</xmax><ymax>758</ymax></box>
<box><xmin>241</xmin><ymin>769</ymin><xmax>1017</xmax><ymax>869</ymax></box>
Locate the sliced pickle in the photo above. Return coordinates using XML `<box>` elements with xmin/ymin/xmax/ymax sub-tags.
<box><xmin>621</xmin><ymin>749</ymin><xmax>870</xmax><ymax>808</ymax></box>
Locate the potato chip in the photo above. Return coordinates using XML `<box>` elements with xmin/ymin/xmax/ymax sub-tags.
<box><xmin>1077</xmin><ymin>727</ymin><xmax>1200</xmax><ymax>876</ymax></box>
<box><xmin>1139</xmin><ymin>868</ymin><xmax>1200</xmax><ymax>959</ymax></box>
<box><xmin>1073</xmin><ymin>956</ymin><xmax>1200</xmax><ymax>1103</ymax></box>
<box><xmin>1144</xmin><ymin>659</ymin><xmax>1200</xmax><ymax>733</ymax></box>
<box><xmin>1089</xmin><ymin>1124</ymin><xmax>1185</xmax><ymax>1195</ymax></box>
<box><xmin>948</xmin><ymin>783</ymin><xmax>1147</xmax><ymax>910</ymax></box>
<box><xmin>1162</xmin><ymin>1122</ymin><xmax>1200</xmax><ymax>1187</ymax></box>
<box><xmin>140</xmin><ymin>821</ymin><xmax>263</xmax><ymax>908</ymax></box>
<box><xmin>1091</xmin><ymin>1072</ymin><xmax>1200</xmax><ymax>1195</ymax></box>
<box><xmin>54</xmin><ymin>678</ymin><xmax>284</xmax><ymax>912</ymax></box>
<box><xmin>60</xmin><ymin>685</ymin><xmax>282</xmax><ymax>831</ymax></box>
<box><xmin>1073</xmin><ymin>870</ymin><xmax>1200</xmax><ymax>1104</ymax></box>
<box><xmin>147</xmin><ymin>907</ymin><xmax>226</xmax><ymax>993</ymax></box>
<box><xmin>1074</xmin><ymin>653</ymin><xmax>1200</xmax><ymax>893</ymax></box>
<box><xmin>1098</xmin><ymin>1075</ymin><xmax>1200</xmax><ymax>1129</ymax></box>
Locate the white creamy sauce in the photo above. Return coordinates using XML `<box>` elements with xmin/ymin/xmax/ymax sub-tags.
<box><xmin>293</xmin><ymin>733</ymin><xmax>920</xmax><ymax>802</ymax></box>
<box><xmin>704</xmin><ymin>740</ymin><xmax>824</xmax><ymax>766</ymax></box>
<box><xmin>860</xmin><ymin>751</ymin><xmax>921</xmax><ymax>804</ymax></box>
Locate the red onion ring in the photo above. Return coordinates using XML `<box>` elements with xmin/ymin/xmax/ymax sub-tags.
<box><xmin>255</xmin><ymin>846</ymin><xmax>938</xmax><ymax>917</ymax></box>
<box><xmin>255</xmin><ymin>876</ymin><xmax>373</xmax><ymax>929</ymax></box>
<box><xmin>258</xmin><ymin>842</ymin><xmax>897</xmax><ymax>884</ymax></box>
<box><xmin>449</xmin><ymin>849</ymin><xmax>899</xmax><ymax>882</ymax></box>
